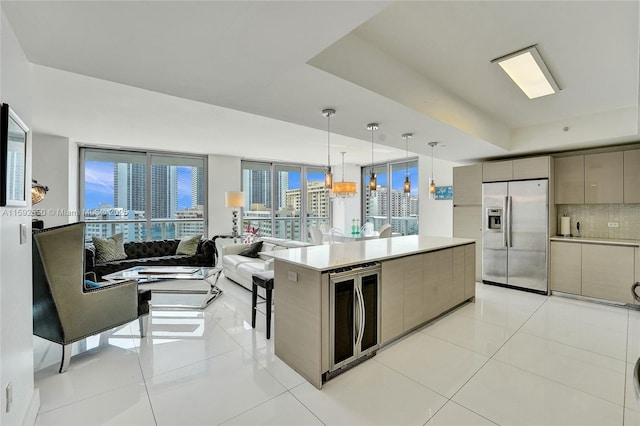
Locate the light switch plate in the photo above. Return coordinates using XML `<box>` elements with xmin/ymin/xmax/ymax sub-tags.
<box><xmin>288</xmin><ymin>271</ymin><xmax>298</xmax><ymax>282</ymax></box>
<box><xmin>19</xmin><ymin>224</ymin><xmax>27</xmax><ymax>244</ymax></box>
<box><xmin>607</xmin><ymin>222</ymin><xmax>619</xmax><ymax>228</ymax></box>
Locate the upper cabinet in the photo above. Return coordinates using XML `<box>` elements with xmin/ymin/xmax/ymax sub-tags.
<box><xmin>584</xmin><ymin>152</ymin><xmax>623</xmax><ymax>204</ymax></box>
<box><xmin>482</xmin><ymin>156</ymin><xmax>550</xmax><ymax>183</ymax></box>
<box><xmin>482</xmin><ymin>160</ymin><xmax>512</xmax><ymax>182</ymax></box>
<box><xmin>453</xmin><ymin>164</ymin><xmax>482</xmax><ymax>205</ymax></box>
<box><xmin>512</xmin><ymin>157</ymin><xmax>550</xmax><ymax>180</ymax></box>
<box><xmin>555</xmin><ymin>155</ymin><xmax>584</xmax><ymax>204</ymax></box>
<box><xmin>624</xmin><ymin>149</ymin><xmax>640</xmax><ymax>203</ymax></box>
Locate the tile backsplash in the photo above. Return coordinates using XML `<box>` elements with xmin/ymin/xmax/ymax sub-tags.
<box><xmin>557</xmin><ymin>204</ymin><xmax>640</xmax><ymax>240</ymax></box>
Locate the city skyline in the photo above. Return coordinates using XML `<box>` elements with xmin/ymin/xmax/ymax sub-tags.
<box><xmin>84</xmin><ymin>161</ymin><xmax>196</xmax><ymax>211</ymax></box>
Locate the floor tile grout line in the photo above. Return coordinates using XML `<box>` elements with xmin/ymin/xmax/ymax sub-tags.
<box><xmin>286</xmin><ymin>389</ymin><xmax>329</xmax><ymax>426</ymax></box>
<box><xmin>445</xmin><ymin>292</ymin><xmax>549</xmax><ymax>405</ymax></box>
<box><xmin>135</xmin><ymin>339</ymin><xmax>159</xmax><ymax>426</ymax></box>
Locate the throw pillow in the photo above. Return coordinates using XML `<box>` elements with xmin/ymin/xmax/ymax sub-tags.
<box><xmin>176</xmin><ymin>234</ymin><xmax>202</xmax><ymax>255</ymax></box>
<box><xmin>92</xmin><ymin>233</ymin><xmax>126</xmax><ymax>264</ymax></box>
<box><xmin>238</xmin><ymin>241</ymin><xmax>263</xmax><ymax>258</ymax></box>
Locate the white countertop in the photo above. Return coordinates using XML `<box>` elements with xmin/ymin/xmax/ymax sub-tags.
<box><xmin>550</xmin><ymin>236</ymin><xmax>640</xmax><ymax>247</ymax></box>
<box><xmin>266</xmin><ymin>235</ymin><xmax>476</xmax><ymax>271</ymax></box>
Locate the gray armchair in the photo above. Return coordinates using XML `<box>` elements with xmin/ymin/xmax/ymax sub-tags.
<box><xmin>32</xmin><ymin>222</ymin><xmax>150</xmax><ymax>373</ymax></box>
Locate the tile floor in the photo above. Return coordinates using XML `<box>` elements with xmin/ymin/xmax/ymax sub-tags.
<box><xmin>32</xmin><ymin>277</ymin><xmax>640</xmax><ymax>425</ymax></box>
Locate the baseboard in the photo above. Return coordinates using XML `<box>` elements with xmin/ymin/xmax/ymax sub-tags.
<box><xmin>22</xmin><ymin>388</ymin><xmax>40</xmax><ymax>426</ymax></box>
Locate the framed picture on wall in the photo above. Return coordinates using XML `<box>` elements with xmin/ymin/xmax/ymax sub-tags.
<box><xmin>435</xmin><ymin>185</ymin><xmax>453</xmax><ymax>200</ymax></box>
<box><xmin>1</xmin><ymin>103</ymin><xmax>29</xmax><ymax>207</ymax></box>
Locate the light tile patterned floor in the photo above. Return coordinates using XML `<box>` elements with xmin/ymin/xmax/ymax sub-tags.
<box><xmin>33</xmin><ymin>278</ymin><xmax>640</xmax><ymax>425</ymax></box>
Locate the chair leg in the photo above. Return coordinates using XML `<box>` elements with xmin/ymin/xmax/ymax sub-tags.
<box><xmin>251</xmin><ymin>283</ymin><xmax>258</xmax><ymax>329</ymax></box>
<box><xmin>139</xmin><ymin>314</ymin><xmax>149</xmax><ymax>338</ymax></box>
<box><xmin>59</xmin><ymin>344</ymin><xmax>72</xmax><ymax>373</ymax></box>
<box><xmin>266</xmin><ymin>287</ymin><xmax>272</xmax><ymax>340</ymax></box>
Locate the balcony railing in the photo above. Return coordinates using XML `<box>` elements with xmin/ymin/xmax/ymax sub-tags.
<box><xmin>84</xmin><ymin>218</ymin><xmax>205</xmax><ymax>243</ymax></box>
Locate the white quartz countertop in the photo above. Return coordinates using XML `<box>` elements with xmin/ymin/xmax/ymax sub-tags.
<box><xmin>266</xmin><ymin>235</ymin><xmax>476</xmax><ymax>271</ymax></box>
<box><xmin>550</xmin><ymin>236</ymin><xmax>640</xmax><ymax>247</ymax></box>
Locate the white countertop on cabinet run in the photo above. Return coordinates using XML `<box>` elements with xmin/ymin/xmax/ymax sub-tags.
<box><xmin>550</xmin><ymin>236</ymin><xmax>640</xmax><ymax>247</ymax></box>
<box><xmin>266</xmin><ymin>235</ymin><xmax>476</xmax><ymax>271</ymax></box>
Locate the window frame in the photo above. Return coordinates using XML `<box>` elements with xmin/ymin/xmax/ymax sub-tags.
<box><xmin>361</xmin><ymin>157</ymin><xmax>419</xmax><ymax>236</ymax></box>
<box><xmin>79</xmin><ymin>147</ymin><xmax>208</xmax><ymax>242</ymax></box>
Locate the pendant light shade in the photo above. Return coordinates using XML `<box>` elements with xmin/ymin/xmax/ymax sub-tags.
<box><xmin>402</xmin><ymin>133</ymin><xmax>412</xmax><ymax>196</ymax></box>
<box><xmin>367</xmin><ymin>123</ymin><xmax>379</xmax><ymax>194</ymax></box>
<box><xmin>322</xmin><ymin>108</ymin><xmax>335</xmax><ymax>192</ymax></box>
<box><xmin>428</xmin><ymin>141</ymin><xmax>438</xmax><ymax>199</ymax></box>
<box><xmin>331</xmin><ymin>152</ymin><xmax>357</xmax><ymax>200</ymax></box>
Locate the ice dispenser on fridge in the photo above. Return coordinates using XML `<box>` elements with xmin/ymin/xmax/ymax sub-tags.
<box><xmin>487</xmin><ymin>208</ymin><xmax>503</xmax><ymax>231</ymax></box>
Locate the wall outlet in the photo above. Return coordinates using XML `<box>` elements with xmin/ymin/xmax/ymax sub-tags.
<box><xmin>5</xmin><ymin>382</ymin><xmax>12</xmax><ymax>413</ymax></box>
<box><xmin>608</xmin><ymin>222</ymin><xmax>620</xmax><ymax>228</ymax></box>
<box><xmin>287</xmin><ymin>271</ymin><xmax>298</xmax><ymax>282</ymax></box>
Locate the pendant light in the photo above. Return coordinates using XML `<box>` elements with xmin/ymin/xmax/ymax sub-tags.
<box><xmin>367</xmin><ymin>123</ymin><xmax>379</xmax><ymax>194</ymax></box>
<box><xmin>428</xmin><ymin>141</ymin><xmax>438</xmax><ymax>199</ymax></box>
<box><xmin>322</xmin><ymin>108</ymin><xmax>335</xmax><ymax>192</ymax></box>
<box><xmin>402</xmin><ymin>133</ymin><xmax>412</xmax><ymax>196</ymax></box>
<box><xmin>331</xmin><ymin>151</ymin><xmax>357</xmax><ymax>200</ymax></box>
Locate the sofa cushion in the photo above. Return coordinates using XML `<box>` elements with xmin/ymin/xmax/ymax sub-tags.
<box><xmin>238</xmin><ymin>241</ymin><xmax>263</xmax><ymax>258</ymax></box>
<box><xmin>92</xmin><ymin>233</ymin><xmax>126</xmax><ymax>263</ymax></box>
<box><xmin>176</xmin><ymin>234</ymin><xmax>202</xmax><ymax>255</ymax></box>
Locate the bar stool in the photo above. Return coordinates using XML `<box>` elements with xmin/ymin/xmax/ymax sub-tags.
<box><xmin>251</xmin><ymin>270</ymin><xmax>274</xmax><ymax>339</ymax></box>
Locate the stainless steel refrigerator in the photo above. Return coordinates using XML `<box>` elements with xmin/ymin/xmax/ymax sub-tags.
<box><xmin>482</xmin><ymin>179</ymin><xmax>548</xmax><ymax>294</ymax></box>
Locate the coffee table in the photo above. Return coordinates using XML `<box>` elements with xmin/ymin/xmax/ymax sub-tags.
<box><xmin>103</xmin><ymin>266</ymin><xmax>223</xmax><ymax>309</ymax></box>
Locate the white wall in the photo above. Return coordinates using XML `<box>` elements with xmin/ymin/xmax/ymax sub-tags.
<box><xmin>208</xmin><ymin>154</ymin><xmax>241</xmax><ymax>238</ymax></box>
<box><xmin>0</xmin><ymin>7</ymin><xmax>38</xmax><ymax>426</ymax></box>
<box><xmin>419</xmin><ymin>155</ymin><xmax>461</xmax><ymax>237</ymax></box>
<box><xmin>31</xmin><ymin>134</ymin><xmax>76</xmax><ymax>227</ymax></box>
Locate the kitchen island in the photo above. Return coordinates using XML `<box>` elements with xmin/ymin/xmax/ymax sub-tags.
<box><xmin>267</xmin><ymin>235</ymin><xmax>476</xmax><ymax>389</ymax></box>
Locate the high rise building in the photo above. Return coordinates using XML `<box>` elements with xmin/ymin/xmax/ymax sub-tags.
<box><xmin>113</xmin><ymin>163</ymin><xmax>178</xmax><ymax>219</ymax></box>
<box><xmin>191</xmin><ymin>167</ymin><xmax>204</xmax><ymax>208</ymax></box>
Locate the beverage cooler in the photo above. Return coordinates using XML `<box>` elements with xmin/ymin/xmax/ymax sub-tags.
<box><xmin>327</xmin><ymin>263</ymin><xmax>381</xmax><ymax>377</ymax></box>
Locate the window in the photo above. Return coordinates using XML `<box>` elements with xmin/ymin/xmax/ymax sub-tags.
<box><xmin>80</xmin><ymin>148</ymin><xmax>206</xmax><ymax>242</ymax></box>
<box><xmin>363</xmin><ymin>159</ymin><xmax>419</xmax><ymax>236</ymax></box>
<box><xmin>241</xmin><ymin>161</ymin><xmax>330</xmax><ymax>242</ymax></box>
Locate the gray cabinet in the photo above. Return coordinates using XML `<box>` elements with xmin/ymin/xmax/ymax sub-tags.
<box><xmin>584</xmin><ymin>152</ymin><xmax>623</xmax><ymax>204</ymax></box>
<box><xmin>482</xmin><ymin>160</ymin><xmax>513</xmax><ymax>182</ymax></box>
<box><xmin>550</xmin><ymin>241</ymin><xmax>581</xmax><ymax>294</ymax></box>
<box><xmin>624</xmin><ymin>150</ymin><xmax>640</xmax><ymax>203</ymax></box>
<box><xmin>555</xmin><ymin>155</ymin><xmax>584</xmax><ymax>204</ymax></box>
<box><xmin>513</xmin><ymin>157</ymin><xmax>550</xmax><ymax>180</ymax></box>
<box><xmin>453</xmin><ymin>164</ymin><xmax>482</xmax><ymax>205</ymax></box>
<box><xmin>550</xmin><ymin>240</ymin><xmax>636</xmax><ymax>305</ymax></box>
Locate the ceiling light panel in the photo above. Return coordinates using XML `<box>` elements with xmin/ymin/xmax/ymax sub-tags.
<box><xmin>492</xmin><ymin>45</ymin><xmax>560</xmax><ymax>99</ymax></box>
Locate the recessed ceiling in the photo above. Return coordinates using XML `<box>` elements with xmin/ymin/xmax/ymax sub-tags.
<box><xmin>3</xmin><ymin>0</ymin><xmax>639</xmax><ymax>165</ymax></box>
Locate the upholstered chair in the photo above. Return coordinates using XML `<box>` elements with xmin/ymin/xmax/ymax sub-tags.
<box><xmin>309</xmin><ymin>226</ymin><xmax>324</xmax><ymax>245</ymax></box>
<box><xmin>378</xmin><ymin>223</ymin><xmax>392</xmax><ymax>238</ymax></box>
<box><xmin>32</xmin><ymin>222</ymin><xmax>150</xmax><ymax>373</ymax></box>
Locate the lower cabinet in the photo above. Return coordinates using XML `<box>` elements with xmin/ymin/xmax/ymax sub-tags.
<box><xmin>380</xmin><ymin>244</ymin><xmax>475</xmax><ymax>345</ymax></box>
<box><xmin>582</xmin><ymin>244</ymin><xmax>634</xmax><ymax>304</ymax></box>
<box><xmin>550</xmin><ymin>241</ymin><xmax>636</xmax><ymax>304</ymax></box>
<box><xmin>550</xmin><ymin>241</ymin><xmax>582</xmax><ymax>294</ymax></box>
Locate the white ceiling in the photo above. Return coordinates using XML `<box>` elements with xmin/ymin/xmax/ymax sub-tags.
<box><xmin>3</xmin><ymin>0</ymin><xmax>640</xmax><ymax>166</ymax></box>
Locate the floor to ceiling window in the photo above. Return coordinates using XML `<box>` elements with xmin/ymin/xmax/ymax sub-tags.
<box><xmin>241</xmin><ymin>161</ymin><xmax>330</xmax><ymax>242</ymax></box>
<box><xmin>80</xmin><ymin>148</ymin><xmax>206</xmax><ymax>242</ymax></box>
<box><xmin>363</xmin><ymin>159</ymin><xmax>419</xmax><ymax>236</ymax></box>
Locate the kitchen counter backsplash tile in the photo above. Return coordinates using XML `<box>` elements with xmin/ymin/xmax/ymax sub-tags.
<box><xmin>557</xmin><ymin>204</ymin><xmax>640</xmax><ymax>239</ymax></box>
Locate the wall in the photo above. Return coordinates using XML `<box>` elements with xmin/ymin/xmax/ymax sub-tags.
<box><xmin>557</xmin><ymin>204</ymin><xmax>640</xmax><ymax>240</ymax></box>
<box><xmin>208</xmin><ymin>154</ymin><xmax>241</xmax><ymax>237</ymax></box>
<box><xmin>419</xmin><ymin>155</ymin><xmax>460</xmax><ymax>237</ymax></box>
<box><xmin>31</xmin><ymin>134</ymin><xmax>76</xmax><ymax>227</ymax></box>
<box><xmin>0</xmin><ymin>7</ymin><xmax>38</xmax><ymax>426</ymax></box>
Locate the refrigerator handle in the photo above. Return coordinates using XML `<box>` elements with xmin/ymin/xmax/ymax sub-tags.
<box><xmin>507</xmin><ymin>196</ymin><xmax>513</xmax><ymax>247</ymax></box>
<box><xmin>503</xmin><ymin>196</ymin><xmax>508</xmax><ymax>247</ymax></box>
